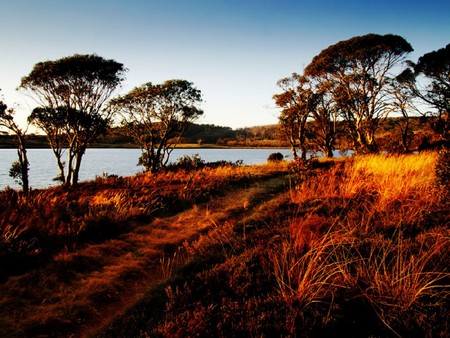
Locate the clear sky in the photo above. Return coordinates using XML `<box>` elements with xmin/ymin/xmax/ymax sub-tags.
<box><xmin>0</xmin><ymin>0</ymin><xmax>449</xmax><ymax>129</ymax></box>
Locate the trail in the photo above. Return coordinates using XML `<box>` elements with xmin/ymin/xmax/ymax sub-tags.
<box><xmin>72</xmin><ymin>173</ymin><xmax>289</xmax><ymax>336</ymax></box>
<box><xmin>0</xmin><ymin>172</ymin><xmax>289</xmax><ymax>337</ymax></box>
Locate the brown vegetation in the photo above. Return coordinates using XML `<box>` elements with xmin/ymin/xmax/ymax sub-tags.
<box><xmin>100</xmin><ymin>152</ymin><xmax>449</xmax><ymax>337</ymax></box>
<box><xmin>1</xmin><ymin>153</ymin><xmax>449</xmax><ymax>337</ymax></box>
<box><xmin>0</xmin><ymin>161</ymin><xmax>290</xmax><ymax>336</ymax></box>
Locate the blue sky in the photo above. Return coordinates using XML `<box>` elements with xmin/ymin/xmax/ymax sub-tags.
<box><xmin>0</xmin><ymin>0</ymin><xmax>449</xmax><ymax>129</ymax></box>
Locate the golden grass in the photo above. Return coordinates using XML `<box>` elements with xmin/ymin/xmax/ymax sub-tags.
<box><xmin>277</xmin><ymin>152</ymin><xmax>449</xmax><ymax>335</ymax></box>
<box><xmin>342</xmin><ymin>152</ymin><xmax>437</xmax><ymax>201</ymax></box>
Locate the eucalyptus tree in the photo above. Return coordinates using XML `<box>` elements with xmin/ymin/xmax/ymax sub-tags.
<box><xmin>0</xmin><ymin>100</ymin><xmax>29</xmax><ymax>194</ymax></box>
<box><xmin>308</xmin><ymin>82</ymin><xmax>337</xmax><ymax>157</ymax></box>
<box><xmin>304</xmin><ymin>34</ymin><xmax>413</xmax><ymax>153</ymax></box>
<box><xmin>400</xmin><ymin>43</ymin><xmax>450</xmax><ymax>140</ymax></box>
<box><xmin>387</xmin><ymin>72</ymin><xmax>422</xmax><ymax>153</ymax></box>
<box><xmin>110</xmin><ymin>80</ymin><xmax>203</xmax><ymax>172</ymax></box>
<box><xmin>20</xmin><ymin>54</ymin><xmax>127</xmax><ymax>185</ymax></box>
<box><xmin>273</xmin><ymin>73</ymin><xmax>316</xmax><ymax>160</ymax></box>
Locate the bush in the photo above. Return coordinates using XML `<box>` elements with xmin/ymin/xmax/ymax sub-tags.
<box><xmin>267</xmin><ymin>152</ymin><xmax>284</xmax><ymax>163</ymax></box>
<box><xmin>435</xmin><ymin>146</ymin><xmax>450</xmax><ymax>189</ymax></box>
<box><xmin>175</xmin><ymin>154</ymin><xmax>205</xmax><ymax>170</ymax></box>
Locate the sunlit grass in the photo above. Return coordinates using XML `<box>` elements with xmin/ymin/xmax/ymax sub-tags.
<box><xmin>279</xmin><ymin>151</ymin><xmax>449</xmax><ymax>335</ymax></box>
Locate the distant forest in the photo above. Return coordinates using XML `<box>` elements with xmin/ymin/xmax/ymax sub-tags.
<box><xmin>0</xmin><ymin>116</ymin><xmax>442</xmax><ymax>153</ymax></box>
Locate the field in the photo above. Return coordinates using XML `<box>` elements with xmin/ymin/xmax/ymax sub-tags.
<box><xmin>0</xmin><ymin>152</ymin><xmax>449</xmax><ymax>337</ymax></box>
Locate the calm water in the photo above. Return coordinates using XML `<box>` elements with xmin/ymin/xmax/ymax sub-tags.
<box><xmin>0</xmin><ymin>148</ymin><xmax>293</xmax><ymax>189</ymax></box>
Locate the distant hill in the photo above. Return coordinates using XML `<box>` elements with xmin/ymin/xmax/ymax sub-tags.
<box><xmin>0</xmin><ymin>117</ymin><xmax>442</xmax><ymax>151</ymax></box>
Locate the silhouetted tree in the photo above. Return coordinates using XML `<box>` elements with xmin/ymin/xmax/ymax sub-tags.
<box><xmin>20</xmin><ymin>54</ymin><xmax>127</xmax><ymax>185</ymax></box>
<box><xmin>0</xmin><ymin>100</ymin><xmax>29</xmax><ymax>194</ymax></box>
<box><xmin>400</xmin><ymin>44</ymin><xmax>450</xmax><ymax>141</ymax></box>
<box><xmin>305</xmin><ymin>34</ymin><xmax>413</xmax><ymax>153</ymax></box>
<box><xmin>110</xmin><ymin>80</ymin><xmax>203</xmax><ymax>172</ymax></box>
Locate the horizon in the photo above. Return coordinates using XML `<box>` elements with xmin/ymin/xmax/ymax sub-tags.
<box><xmin>0</xmin><ymin>0</ymin><xmax>449</xmax><ymax>130</ymax></box>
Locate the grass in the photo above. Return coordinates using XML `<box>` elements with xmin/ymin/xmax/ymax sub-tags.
<box><xmin>0</xmin><ymin>160</ymin><xmax>291</xmax><ymax>336</ymax></box>
<box><xmin>279</xmin><ymin>152</ymin><xmax>450</xmax><ymax>336</ymax></box>
<box><xmin>133</xmin><ymin>152</ymin><xmax>448</xmax><ymax>337</ymax></box>
<box><xmin>0</xmin><ymin>153</ymin><xmax>449</xmax><ymax>337</ymax></box>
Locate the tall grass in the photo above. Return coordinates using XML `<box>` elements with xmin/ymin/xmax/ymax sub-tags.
<box><xmin>277</xmin><ymin>152</ymin><xmax>449</xmax><ymax>336</ymax></box>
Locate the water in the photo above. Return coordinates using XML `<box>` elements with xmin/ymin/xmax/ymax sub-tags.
<box><xmin>0</xmin><ymin>148</ymin><xmax>293</xmax><ymax>189</ymax></box>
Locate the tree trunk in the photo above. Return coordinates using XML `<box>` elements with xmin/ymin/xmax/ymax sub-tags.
<box><xmin>66</xmin><ymin>151</ymin><xmax>75</xmax><ymax>185</ymax></box>
<box><xmin>18</xmin><ymin>149</ymin><xmax>29</xmax><ymax>196</ymax></box>
<box><xmin>50</xmin><ymin>148</ymin><xmax>66</xmax><ymax>183</ymax></box>
<box><xmin>71</xmin><ymin>151</ymin><xmax>85</xmax><ymax>185</ymax></box>
<box><xmin>401</xmin><ymin>113</ymin><xmax>411</xmax><ymax>153</ymax></box>
<box><xmin>326</xmin><ymin>145</ymin><xmax>334</xmax><ymax>158</ymax></box>
<box><xmin>17</xmin><ymin>135</ymin><xmax>29</xmax><ymax>196</ymax></box>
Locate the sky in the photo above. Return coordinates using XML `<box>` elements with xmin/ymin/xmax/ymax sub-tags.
<box><xmin>0</xmin><ymin>0</ymin><xmax>449</xmax><ymax>129</ymax></box>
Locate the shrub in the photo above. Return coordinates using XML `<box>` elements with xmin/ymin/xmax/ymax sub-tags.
<box><xmin>435</xmin><ymin>146</ymin><xmax>450</xmax><ymax>189</ymax></box>
<box><xmin>267</xmin><ymin>152</ymin><xmax>284</xmax><ymax>163</ymax></box>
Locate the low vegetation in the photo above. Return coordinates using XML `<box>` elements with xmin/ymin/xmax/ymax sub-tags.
<box><xmin>0</xmin><ymin>152</ymin><xmax>449</xmax><ymax>337</ymax></box>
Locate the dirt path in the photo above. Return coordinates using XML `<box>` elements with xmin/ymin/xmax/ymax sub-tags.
<box><xmin>1</xmin><ymin>170</ymin><xmax>292</xmax><ymax>337</ymax></box>
<box><xmin>0</xmin><ymin>173</ymin><xmax>289</xmax><ymax>337</ymax></box>
<box><xmin>82</xmin><ymin>173</ymin><xmax>292</xmax><ymax>336</ymax></box>
<box><xmin>73</xmin><ymin>174</ymin><xmax>289</xmax><ymax>336</ymax></box>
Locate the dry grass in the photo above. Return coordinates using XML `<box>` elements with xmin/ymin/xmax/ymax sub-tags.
<box><xmin>277</xmin><ymin>152</ymin><xmax>450</xmax><ymax>336</ymax></box>
<box><xmin>0</xmin><ymin>161</ymin><xmax>292</xmax><ymax>336</ymax></box>
<box><xmin>93</xmin><ymin>152</ymin><xmax>448</xmax><ymax>337</ymax></box>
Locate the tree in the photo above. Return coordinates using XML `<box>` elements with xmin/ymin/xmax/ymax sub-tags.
<box><xmin>20</xmin><ymin>54</ymin><xmax>127</xmax><ymax>185</ymax></box>
<box><xmin>305</xmin><ymin>34</ymin><xmax>413</xmax><ymax>153</ymax></box>
<box><xmin>0</xmin><ymin>100</ymin><xmax>29</xmax><ymax>195</ymax></box>
<box><xmin>402</xmin><ymin>44</ymin><xmax>450</xmax><ymax>141</ymax></box>
<box><xmin>308</xmin><ymin>82</ymin><xmax>337</xmax><ymax>157</ymax></box>
<box><xmin>386</xmin><ymin>72</ymin><xmax>421</xmax><ymax>153</ymax></box>
<box><xmin>274</xmin><ymin>74</ymin><xmax>316</xmax><ymax>160</ymax></box>
<box><xmin>28</xmin><ymin>107</ymin><xmax>67</xmax><ymax>182</ymax></box>
<box><xmin>110</xmin><ymin>80</ymin><xmax>203</xmax><ymax>172</ymax></box>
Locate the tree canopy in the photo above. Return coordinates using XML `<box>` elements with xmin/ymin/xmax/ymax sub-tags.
<box><xmin>110</xmin><ymin>79</ymin><xmax>203</xmax><ymax>172</ymax></box>
<box><xmin>304</xmin><ymin>33</ymin><xmax>413</xmax><ymax>153</ymax></box>
<box><xmin>20</xmin><ymin>54</ymin><xmax>127</xmax><ymax>185</ymax></box>
<box><xmin>413</xmin><ymin>44</ymin><xmax>450</xmax><ymax>138</ymax></box>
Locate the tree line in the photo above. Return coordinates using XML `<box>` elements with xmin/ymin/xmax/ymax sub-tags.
<box><xmin>1</xmin><ymin>54</ymin><xmax>203</xmax><ymax>193</ymax></box>
<box><xmin>1</xmin><ymin>33</ymin><xmax>449</xmax><ymax>195</ymax></box>
<box><xmin>273</xmin><ymin>34</ymin><xmax>449</xmax><ymax>159</ymax></box>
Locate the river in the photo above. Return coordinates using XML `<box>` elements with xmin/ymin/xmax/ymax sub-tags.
<box><xmin>0</xmin><ymin>148</ymin><xmax>294</xmax><ymax>189</ymax></box>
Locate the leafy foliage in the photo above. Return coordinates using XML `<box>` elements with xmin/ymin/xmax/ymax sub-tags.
<box><xmin>110</xmin><ymin>80</ymin><xmax>203</xmax><ymax>172</ymax></box>
<box><xmin>21</xmin><ymin>54</ymin><xmax>127</xmax><ymax>185</ymax></box>
<box><xmin>267</xmin><ymin>152</ymin><xmax>284</xmax><ymax>162</ymax></box>
<box><xmin>302</xmin><ymin>34</ymin><xmax>413</xmax><ymax>153</ymax></box>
